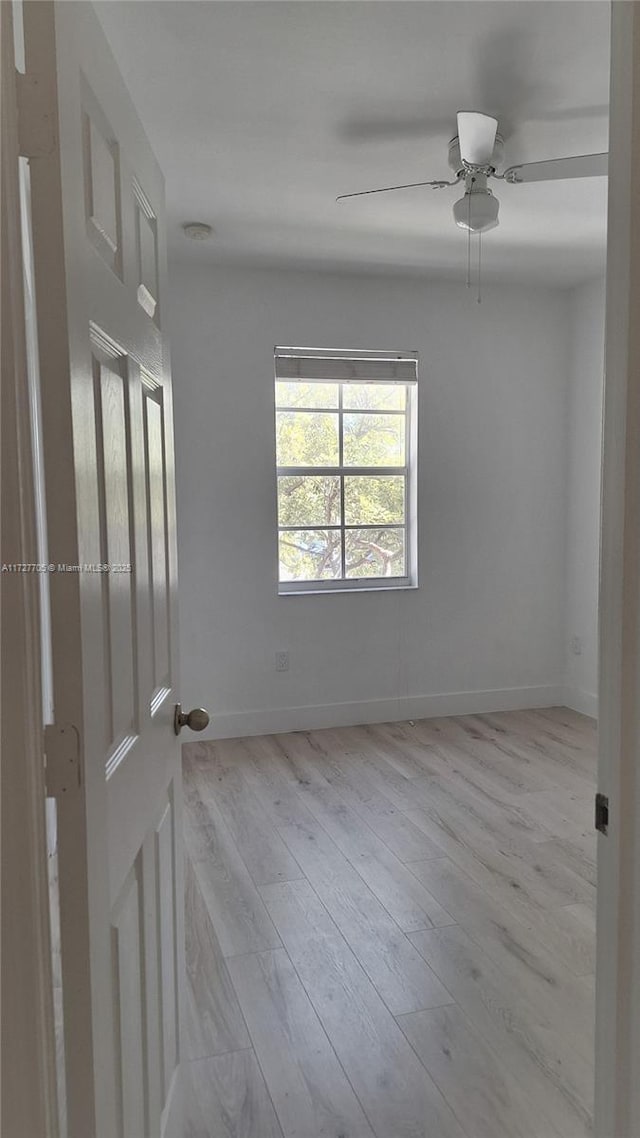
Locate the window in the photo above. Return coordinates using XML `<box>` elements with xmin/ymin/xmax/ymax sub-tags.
<box><xmin>274</xmin><ymin>348</ymin><xmax>418</xmax><ymax>593</ymax></box>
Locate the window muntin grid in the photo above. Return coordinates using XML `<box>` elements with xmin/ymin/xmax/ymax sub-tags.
<box><xmin>276</xmin><ymin>379</ymin><xmax>414</xmax><ymax>592</ymax></box>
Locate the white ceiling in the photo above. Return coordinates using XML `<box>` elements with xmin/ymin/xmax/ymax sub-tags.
<box><xmin>96</xmin><ymin>1</ymin><xmax>610</xmax><ymax>285</ymax></box>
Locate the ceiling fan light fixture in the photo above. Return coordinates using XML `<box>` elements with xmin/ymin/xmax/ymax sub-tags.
<box><xmin>453</xmin><ymin>190</ymin><xmax>500</xmax><ymax>233</ymax></box>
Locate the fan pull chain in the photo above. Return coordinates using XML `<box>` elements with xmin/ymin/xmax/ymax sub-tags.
<box><xmin>477</xmin><ymin>231</ymin><xmax>482</xmax><ymax>304</ymax></box>
<box><xmin>466</xmin><ymin>189</ymin><xmax>472</xmax><ymax>288</ymax></box>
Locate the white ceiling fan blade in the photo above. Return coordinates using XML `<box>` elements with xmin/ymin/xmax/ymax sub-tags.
<box><xmin>457</xmin><ymin>111</ymin><xmax>498</xmax><ymax>166</ymax></box>
<box><xmin>503</xmin><ymin>152</ymin><xmax>608</xmax><ymax>184</ymax></box>
<box><xmin>336</xmin><ymin>178</ymin><xmax>455</xmax><ymax>201</ymax></box>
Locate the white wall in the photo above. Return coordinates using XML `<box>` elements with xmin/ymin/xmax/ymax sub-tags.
<box><xmin>170</xmin><ymin>262</ymin><xmax>574</xmax><ymax>738</ymax></box>
<box><xmin>564</xmin><ymin>277</ymin><xmax>605</xmax><ymax>717</ymax></box>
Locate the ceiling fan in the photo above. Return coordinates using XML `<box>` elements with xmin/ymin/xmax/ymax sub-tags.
<box><xmin>337</xmin><ymin>111</ymin><xmax>607</xmax><ymax>300</ymax></box>
<box><xmin>337</xmin><ymin>111</ymin><xmax>608</xmax><ymax>236</ymax></box>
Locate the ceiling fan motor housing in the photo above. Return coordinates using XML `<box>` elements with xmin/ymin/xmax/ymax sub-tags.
<box><xmin>448</xmin><ymin>133</ymin><xmax>504</xmax><ymax>178</ymax></box>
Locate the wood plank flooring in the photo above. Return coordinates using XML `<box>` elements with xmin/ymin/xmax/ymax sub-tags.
<box><xmin>182</xmin><ymin>706</ymin><xmax>597</xmax><ymax>1138</ymax></box>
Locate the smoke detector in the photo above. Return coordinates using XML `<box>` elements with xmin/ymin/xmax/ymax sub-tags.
<box><xmin>182</xmin><ymin>222</ymin><xmax>213</xmax><ymax>241</ymax></box>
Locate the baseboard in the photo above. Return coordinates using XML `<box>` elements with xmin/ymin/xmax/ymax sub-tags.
<box><xmin>562</xmin><ymin>685</ymin><xmax>598</xmax><ymax>719</ymax></box>
<box><xmin>197</xmin><ymin>684</ymin><xmax>565</xmax><ymax>741</ymax></box>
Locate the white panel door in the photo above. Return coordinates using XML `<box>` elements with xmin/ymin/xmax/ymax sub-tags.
<box><xmin>22</xmin><ymin>3</ymin><xmax>184</xmax><ymax>1135</ymax></box>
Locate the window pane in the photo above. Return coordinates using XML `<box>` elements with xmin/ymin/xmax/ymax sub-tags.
<box><xmin>276</xmin><ymin>411</ymin><xmax>339</xmax><ymax>466</ymax></box>
<box><xmin>343</xmin><ymin>413</ymin><xmax>405</xmax><ymax>466</ymax></box>
<box><xmin>345</xmin><ymin>527</ymin><xmax>405</xmax><ymax>579</ymax></box>
<box><xmin>344</xmin><ymin>476</ymin><xmax>404</xmax><ymax>525</ymax></box>
<box><xmin>278</xmin><ymin>476</ymin><xmax>341</xmax><ymax>527</ymax></box>
<box><xmin>279</xmin><ymin>529</ymin><xmax>341</xmax><ymax>581</ymax></box>
<box><xmin>342</xmin><ymin>383</ymin><xmax>406</xmax><ymax>411</ymax></box>
<box><xmin>275</xmin><ymin>381</ymin><xmax>339</xmax><ymax>408</ymax></box>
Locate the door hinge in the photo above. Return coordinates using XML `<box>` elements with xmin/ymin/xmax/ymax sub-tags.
<box><xmin>44</xmin><ymin>723</ymin><xmax>81</xmax><ymax>798</ymax></box>
<box><xmin>16</xmin><ymin>70</ymin><xmax>57</xmax><ymax>159</ymax></box>
<box><xmin>595</xmin><ymin>792</ymin><xmax>609</xmax><ymax>835</ymax></box>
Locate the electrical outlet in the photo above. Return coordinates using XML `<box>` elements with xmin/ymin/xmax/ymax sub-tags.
<box><xmin>571</xmin><ymin>636</ymin><xmax>583</xmax><ymax>656</ymax></box>
<box><xmin>275</xmin><ymin>651</ymin><xmax>289</xmax><ymax>672</ymax></box>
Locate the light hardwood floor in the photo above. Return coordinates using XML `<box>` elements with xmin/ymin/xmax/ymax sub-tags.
<box><xmin>182</xmin><ymin>707</ymin><xmax>597</xmax><ymax>1138</ymax></box>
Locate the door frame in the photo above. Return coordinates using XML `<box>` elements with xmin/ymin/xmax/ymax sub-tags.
<box><xmin>1</xmin><ymin>3</ymin><xmax>58</xmax><ymax>1136</ymax></box>
<box><xmin>595</xmin><ymin>3</ymin><xmax>640</xmax><ymax>1135</ymax></box>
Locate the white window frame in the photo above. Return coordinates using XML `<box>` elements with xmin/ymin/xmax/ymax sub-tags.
<box><xmin>274</xmin><ymin>347</ymin><xmax>419</xmax><ymax>595</ymax></box>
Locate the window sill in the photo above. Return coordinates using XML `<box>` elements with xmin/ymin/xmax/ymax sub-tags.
<box><xmin>278</xmin><ymin>581</ymin><xmax>419</xmax><ymax>597</ymax></box>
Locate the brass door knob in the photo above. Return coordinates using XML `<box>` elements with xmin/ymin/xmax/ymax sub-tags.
<box><xmin>174</xmin><ymin>704</ymin><xmax>210</xmax><ymax>735</ymax></box>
